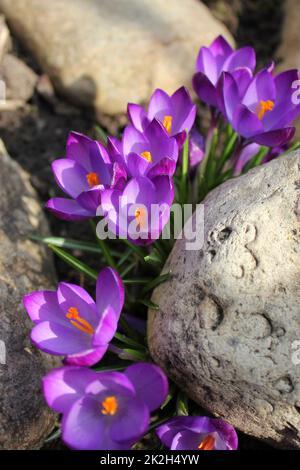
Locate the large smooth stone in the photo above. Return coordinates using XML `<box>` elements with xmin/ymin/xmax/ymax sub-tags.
<box><xmin>0</xmin><ymin>0</ymin><xmax>233</xmax><ymax>115</ymax></box>
<box><xmin>0</xmin><ymin>140</ymin><xmax>59</xmax><ymax>449</ymax></box>
<box><xmin>148</xmin><ymin>151</ymin><xmax>300</xmax><ymax>448</ymax></box>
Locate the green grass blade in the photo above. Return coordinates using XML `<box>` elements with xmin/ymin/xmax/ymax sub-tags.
<box><xmin>48</xmin><ymin>244</ymin><xmax>98</xmax><ymax>280</ymax></box>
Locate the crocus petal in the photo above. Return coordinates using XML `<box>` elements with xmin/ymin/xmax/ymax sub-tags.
<box><xmin>124</xmin><ymin>363</ymin><xmax>169</xmax><ymax>412</ymax></box>
<box><xmin>148</xmin><ymin>88</ymin><xmax>171</xmax><ymax>121</ymax></box>
<box><xmin>57</xmin><ymin>282</ymin><xmax>98</xmax><ymax>327</ymax></box>
<box><xmin>233</xmin><ymin>104</ymin><xmax>263</xmax><ymax>138</ymax></box>
<box><xmin>223</xmin><ymin>46</ymin><xmax>256</xmax><ymax>74</ymax></box>
<box><xmin>196</xmin><ymin>47</ymin><xmax>218</xmax><ymax>84</ymax></box>
<box><xmin>213</xmin><ymin>418</ymin><xmax>238</xmax><ymax>450</ymax></box>
<box><xmin>127</xmin><ymin>103</ymin><xmax>148</xmax><ymax>132</ymax></box>
<box><xmin>126</xmin><ymin>152</ymin><xmax>150</xmax><ymax>177</ymax></box>
<box><xmin>51</xmin><ymin>159</ymin><xmax>89</xmax><ymax>198</ymax></box>
<box><xmin>252</xmin><ymin>127</ymin><xmax>295</xmax><ymax>147</ymax></box>
<box><xmin>42</xmin><ymin>366</ymin><xmax>99</xmax><ymax>414</ymax></box>
<box><xmin>147</xmin><ymin>157</ymin><xmax>177</xmax><ymax>178</ymax></box>
<box><xmin>193</xmin><ymin>72</ymin><xmax>218</xmax><ymax>107</ymax></box>
<box><xmin>23</xmin><ymin>291</ymin><xmax>62</xmax><ymax>324</ymax></box>
<box><xmin>123</xmin><ymin>125</ymin><xmax>147</xmax><ymax>156</ymax></box>
<box><xmin>92</xmin><ymin>306</ymin><xmax>118</xmax><ymax>347</ymax></box>
<box><xmin>107</xmin><ymin>136</ymin><xmax>125</xmax><ymax>167</ymax></box>
<box><xmin>171</xmin><ymin>430</ymin><xmax>201</xmax><ymax>450</ymax></box>
<box><xmin>110</xmin><ymin>396</ymin><xmax>149</xmax><ymax>443</ymax></box>
<box><xmin>45</xmin><ymin>197</ymin><xmax>93</xmax><ymax>221</ymax></box>
<box><xmin>31</xmin><ymin>321</ymin><xmax>90</xmax><ymax>355</ymax></box>
<box><xmin>67</xmin><ymin>131</ymin><xmax>110</xmax><ymax>168</ymax></box>
<box><xmin>111</xmin><ymin>162</ymin><xmax>127</xmax><ymax>189</ymax></box>
<box><xmin>218</xmin><ymin>72</ymin><xmax>240</xmax><ymax>122</ymax></box>
<box><xmin>170</xmin><ymin>86</ymin><xmax>196</xmax><ymax>134</ymax></box>
<box><xmin>231</xmin><ymin>67</ymin><xmax>253</xmax><ymax>97</ymax></box>
<box><xmin>62</xmin><ymin>395</ymin><xmax>130</xmax><ymax>450</ymax></box>
<box><xmin>143</xmin><ymin>119</ymin><xmax>179</xmax><ymax>165</ymax></box>
<box><xmin>275</xmin><ymin>69</ymin><xmax>299</xmax><ymax>104</ymax></box>
<box><xmin>175</xmin><ymin>131</ymin><xmax>187</xmax><ymax>148</ymax></box>
<box><xmin>234</xmin><ymin>143</ymin><xmax>260</xmax><ymax>175</ymax></box>
<box><xmin>96</xmin><ymin>267</ymin><xmax>124</xmax><ymax>319</ymax></box>
<box><xmin>76</xmin><ymin>187</ymin><xmax>103</xmax><ymax>213</ymax></box>
<box><xmin>242</xmin><ymin>69</ymin><xmax>276</xmax><ymax>110</ymax></box>
<box><xmin>65</xmin><ymin>345</ymin><xmax>108</xmax><ymax>366</ymax></box>
<box><xmin>209</xmin><ymin>35</ymin><xmax>233</xmax><ymax>60</ymax></box>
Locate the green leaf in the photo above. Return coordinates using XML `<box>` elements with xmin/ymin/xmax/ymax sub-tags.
<box><xmin>89</xmin><ymin>220</ymin><xmax>118</xmax><ymax>270</ymax></box>
<box><xmin>123</xmin><ymin>278</ymin><xmax>151</xmax><ymax>285</ymax></box>
<box><xmin>44</xmin><ymin>428</ymin><xmax>61</xmax><ymax>443</ymax></box>
<box><xmin>48</xmin><ymin>244</ymin><xmax>98</xmax><ymax>280</ymax></box>
<box><xmin>144</xmin><ymin>248</ymin><xmax>162</xmax><ymax>266</ymax></box>
<box><xmin>118</xmin><ymin>348</ymin><xmax>148</xmax><ymax>362</ymax></box>
<box><xmin>242</xmin><ymin>146</ymin><xmax>269</xmax><ymax>173</ymax></box>
<box><xmin>30</xmin><ymin>235</ymin><xmax>102</xmax><ymax>254</ymax></box>
<box><xmin>94</xmin><ymin>125</ymin><xmax>108</xmax><ymax>145</ymax></box>
<box><xmin>138</xmin><ymin>299</ymin><xmax>160</xmax><ymax>310</ymax></box>
<box><xmin>176</xmin><ymin>391</ymin><xmax>189</xmax><ymax>416</ymax></box>
<box><xmin>142</xmin><ymin>271</ymin><xmax>171</xmax><ymax>295</ymax></box>
<box><xmin>179</xmin><ymin>132</ymin><xmax>189</xmax><ymax>204</ymax></box>
<box><xmin>218</xmin><ymin>131</ymin><xmax>238</xmax><ymax>172</ymax></box>
<box><xmin>114</xmin><ymin>331</ymin><xmax>146</xmax><ymax>350</ymax></box>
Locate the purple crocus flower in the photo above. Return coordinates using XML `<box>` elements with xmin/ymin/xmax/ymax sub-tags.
<box><xmin>193</xmin><ymin>35</ymin><xmax>256</xmax><ymax>108</ymax></box>
<box><xmin>107</xmin><ymin>119</ymin><xmax>179</xmax><ymax>180</ymax></box>
<box><xmin>101</xmin><ymin>175</ymin><xmax>174</xmax><ymax>245</ymax></box>
<box><xmin>43</xmin><ymin>363</ymin><xmax>169</xmax><ymax>450</ymax></box>
<box><xmin>157</xmin><ymin>416</ymin><xmax>238</xmax><ymax>451</ymax></box>
<box><xmin>46</xmin><ymin>132</ymin><xmax>126</xmax><ymax>221</ymax></box>
<box><xmin>23</xmin><ymin>267</ymin><xmax>124</xmax><ymax>366</ymax></box>
<box><xmin>218</xmin><ymin>68</ymin><xmax>300</xmax><ymax>147</ymax></box>
<box><xmin>127</xmin><ymin>87</ymin><xmax>196</xmax><ymax>147</ymax></box>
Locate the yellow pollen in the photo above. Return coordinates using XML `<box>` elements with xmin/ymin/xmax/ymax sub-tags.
<box><xmin>135</xmin><ymin>207</ymin><xmax>147</xmax><ymax>230</ymax></box>
<box><xmin>163</xmin><ymin>115</ymin><xmax>172</xmax><ymax>135</ymax></box>
<box><xmin>101</xmin><ymin>396</ymin><xmax>118</xmax><ymax>416</ymax></box>
<box><xmin>66</xmin><ymin>307</ymin><xmax>94</xmax><ymax>335</ymax></box>
<box><xmin>86</xmin><ymin>172</ymin><xmax>100</xmax><ymax>188</ymax></box>
<box><xmin>140</xmin><ymin>151</ymin><xmax>152</xmax><ymax>163</ymax></box>
<box><xmin>255</xmin><ymin>100</ymin><xmax>274</xmax><ymax>120</ymax></box>
<box><xmin>198</xmin><ymin>434</ymin><xmax>215</xmax><ymax>451</ymax></box>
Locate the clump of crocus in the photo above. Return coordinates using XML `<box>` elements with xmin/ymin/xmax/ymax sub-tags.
<box><xmin>127</xmin><ymin>87</ymin><xmax>196</xmax><ymax>147</ymax></box>
<box><xmin>193</xmin><ymin>35</ymin><xmax>256</xmax><ymax>108</ymax></box>
<box><xmin>156</xmin><ymin>416</ymin><xmax>238</xmax><ymax>450</ymax></box>
<box><xmin>23</xmin><ymin>267</ymin><xmax>124</xmax><ymax>366</ymax></box>
<box><xmin>43</xmin><ymin>363</ymin><xmax>168</xmax><ymax>450</ymax></box>
<box><xmin>46</xmin><ymin>132</ymin><xmax>126</xmax><ymax>221</ymax></box>
<box><xmin>218</xmin><ymin>68</ymin><xmax>300</xmax><ymax>147</ymax></box>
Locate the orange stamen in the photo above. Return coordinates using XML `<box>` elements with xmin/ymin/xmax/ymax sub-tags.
<box><xmin>86</xmin><ymin>172</ymin><xmax>100</xmax><ymax>187</ymax></box>
<box><xmin>66</xmin><ymin>307</ymin><xmax>94</xmax><ymax>335</ymax></box>
<box><xmin>135</xmin><ymin>207</ymin><xmax>147</xmax><ymax>230</ymax></box>
<box><xmin>140</xmin><ymin>151</ymin><xmax>152</xmax><ymax>163</ymax></box>
<box><xmin>163</xmin><ymin>115</ymin><xmax>172</xmax><ymax>135</ymax></box>
<box><xmin>198</xmin><ymin>434</ymin><xmax>215</xmax><ymax>450</ymax></box>
<box><xmin>101</xmin><ymin>396</ymin><xmax>118</xmax><ymax>415</ymax></box>
<box><xmin>255</xmin><ymin>100</ymin><xmax>274</xmax><ymax>120</ymax></box>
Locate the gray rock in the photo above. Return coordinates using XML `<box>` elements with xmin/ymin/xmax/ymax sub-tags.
<box><xmin>148</xmin><ymin>151</ymin><xmax>300</xmax><ymax>448</ymax></box>
<box><xmin>0</xmin><ymin>14</ymin><xmax>10</xmax><ymax>63</ymax></box>
<box><xmin>0</xmin><ymin>0</ymin><xmax>233</xmax><ymax>115</ymax></box>
<box><xmin>0</xmin><ymin>53</ymin><xmax>37</xmax><ymax>102</ymax></box>
<box><xmin>0</xmin><ymin>140</ymin><xmax>59</xmax><ymax>449</ymax></box>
